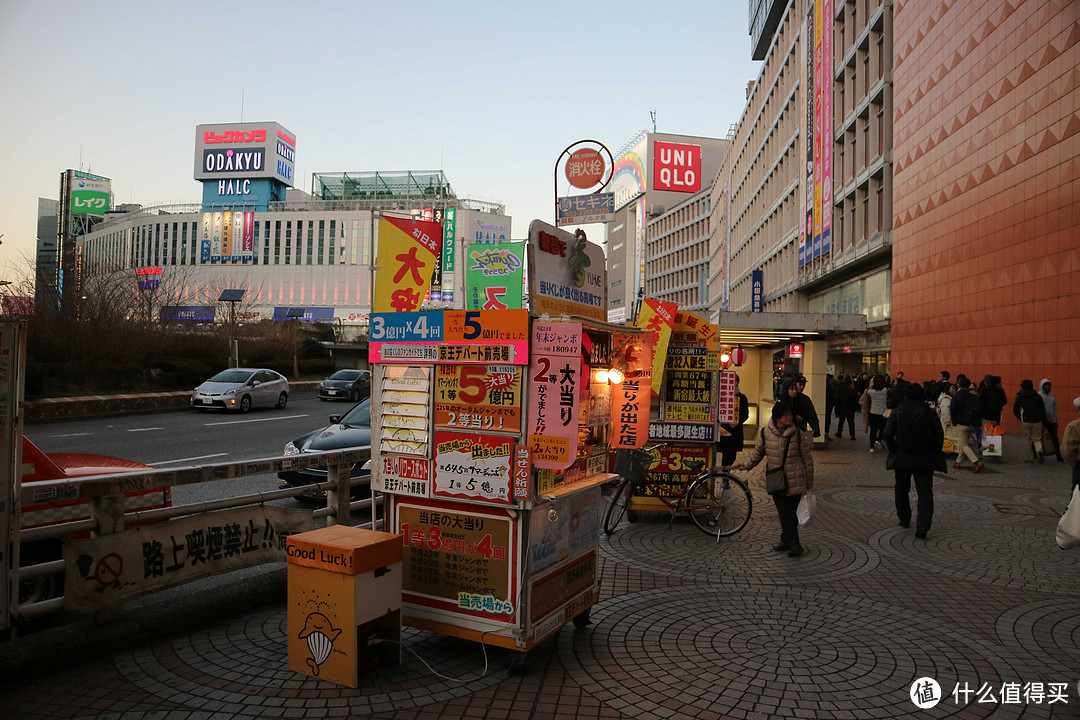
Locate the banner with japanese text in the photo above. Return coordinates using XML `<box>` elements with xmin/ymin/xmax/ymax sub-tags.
<box><xmin>434</xmin><ymin>364</ymin><xmax>522</xmax><ymax>433</ymax></box>
<box><xmin>465</xmin><ymin>242</ymin><xmax>525</xmax><ymax>310</ymax></box>
<box><xmin>373</xmin><ymin>216</ymin><xmax>442</xmax><ymax>312</ymax></box>
<box><xmin>528</xmin><ymin>322</ymin><xmax>582</xmax><ymax>470</ymax></box>
<box><xmin>635</xmin><ymin>299</ymin><xmax>677</xmax><ymax>396</ymax></box>
<box><xmin>396</xmin><ymin>498</ymin><xmax>517</xmax><ymax>622</ymax></box>
<box><xmin>63</xmin><ymin>506</ymin><xmax>313</xmax><ymax>611</ymax></box>
<box><xmin>612</xmin><ymin>376</ymin><xmax>650</xmax><ymax>449</ymax></box>
<box><xmin>672</xmin><ymin>310</ymin><xmax>719</xmax><ymax>351</ymax></box>
<box><xmin>433</xmin><ymin>431</ymin><xmax>514</xmax><ymax>504</ymax></box>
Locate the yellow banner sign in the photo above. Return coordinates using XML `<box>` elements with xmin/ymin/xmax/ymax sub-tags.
<box><xmin>664</xmin><ymin>404</ymin><xmax>715</xmax><ymax>423</ymax></box>
<box><xmin>434</xmin><ymin>364</ymin><xmax>522</xmax><ymax>433</ymax></box>
<box><xmin>373</xmin><ymin>217</ymin><xmax>442</xmax><ymax>312</ymax></box>
<box><xmin>635</xmin><ymin>298</ymin><xmax>678</xmax><ymax>396</ymax></box>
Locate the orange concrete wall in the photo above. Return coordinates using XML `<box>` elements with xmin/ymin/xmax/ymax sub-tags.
<box><xmin>891</xmin><ymin>0</ymin><xmax>1080</xmax><ymax>433</ymax></box>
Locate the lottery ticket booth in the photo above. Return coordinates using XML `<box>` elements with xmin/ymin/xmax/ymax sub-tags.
<box><xmin>621</xmin><ymin>302</ymin><xmax>737</xmax><ymax>513</ymax></box>
<box><xmin>369</xmin><ymin>220</ymin><xmax>645</xmax><ymax>669</ymax></box>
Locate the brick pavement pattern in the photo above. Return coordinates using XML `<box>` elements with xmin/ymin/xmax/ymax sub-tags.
<box><xmin>3</xmin><ymin>434</ymin><xmax>1079</xmax><ymax>719</ymax></box>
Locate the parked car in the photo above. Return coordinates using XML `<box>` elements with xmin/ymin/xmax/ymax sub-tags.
<box><xmin>279</xmin><ymin>398</ymin><xmax>371</xmax><ymax>503</ymax></box>
<box><xmin>191</xmin><ymin>368</ymin><xmax>289</xmax><ymax>412</ymax></box>
<box><xmin>19</xmin><ymin>436</ymin><xmax>171</xmax><ymax>604</ymax></box>
<box><xmin>318</xmin><ymin>369</ymin><xmax>371</xmax><ymax>402</ymax></box>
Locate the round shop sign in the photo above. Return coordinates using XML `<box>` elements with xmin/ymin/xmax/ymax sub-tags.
<box><xmin>565</xmin><ymin>148</ymin><xmax>605</xmax><ymax>189</ymax></box>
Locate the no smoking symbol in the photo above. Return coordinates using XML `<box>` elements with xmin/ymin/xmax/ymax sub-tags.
<box><xmin>95</xmin><ymin>552</ymin><xmax>124</xmax><ymax>588</ymax></box>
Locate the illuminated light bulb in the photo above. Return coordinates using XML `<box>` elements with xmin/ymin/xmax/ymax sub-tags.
<box><xmin>607</xmin><ymin>367</ymin><xmax>625</xmax><ymax>384</ymax></box>
<box><xmin>595</xmin><ymin>369</ymin><xmax>610</xmax><ymax>384</ymax></box>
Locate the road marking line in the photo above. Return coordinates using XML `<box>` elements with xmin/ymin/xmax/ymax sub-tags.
<box><xmin>49</xmin><ymin>432</ymin><xmax>93</xmax><ymax>438</ymax></box>
<box><xmin>205</xmin><ymin>414</ymin><xmax>308</xmax><ymax>427</ymax></box>
<box><xmin>148</xmin><ymin>452</ymin><xmax>230</xmax><ymax>466</ymax></box>
<box><xmin>127</xmin><ymin>427</ymin><xmax>164</xmax><ymax>432</ymax></box>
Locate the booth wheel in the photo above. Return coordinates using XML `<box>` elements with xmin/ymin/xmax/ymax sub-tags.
<box><xmin>627</xmin><ymin>510</ymin><xmax>639</xmax><ymax>523</ymax></box>
<box><xmin>572</xmin><ymin>610</ymin><xmax>592</xmax><ymax>628</ymax></box>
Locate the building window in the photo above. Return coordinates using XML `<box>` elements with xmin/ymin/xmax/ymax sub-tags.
<box><xmin>274</xmin><ymin>221</ymin><xmax>281</xmax><ymax>264</ymax></box>
<box><xmin>318</xmin><ymin>220</ymin><xmax>325</xmax><ymax>265</ymax></box>
<box><xmin>307</xmin><ymin>222</ymin><xmax>314</xmax><ymax>265</ymax></box>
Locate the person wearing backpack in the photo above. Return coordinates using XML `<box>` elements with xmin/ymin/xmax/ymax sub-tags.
<box><xmin>884</xmin><ymin>383</ymin><xmax>946</xmax><ymax>539</ymax></box>
<box><xmin>950</xmin><ymin>376</ymin><xmax>984</xmax><ymax>473</ymax></box>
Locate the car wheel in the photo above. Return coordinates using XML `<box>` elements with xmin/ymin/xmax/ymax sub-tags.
<box><xmin>277</xmin><ymin>392</ymin><xmax>288</xmax><ymax>409</ymax></box>
<box><xmin>239</xmin><ymin>395</ymin><xmax>252</xmax><ymax>413</ymax></box>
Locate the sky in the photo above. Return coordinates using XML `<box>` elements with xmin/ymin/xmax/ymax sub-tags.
<box><xmin>0</xmin><ymin>0</ymin><xmax>761</xmax><ymax>279</ymax></box>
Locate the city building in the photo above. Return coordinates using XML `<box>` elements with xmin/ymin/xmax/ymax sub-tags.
<box><xmin>75</xmin><ymin>123</ymin><xmax>509</xmax><ymax>327</ymax></box>
<box><xmin>645</xmin><ymin>187</ymin><xmax>714</xmax><ymax>313</ymax></box>
<box><xmin>606</xmin><ymin>132</ymin><xmax>728</xmax><ymax>323</ymax></box>
<box><xmin>890</xmin><ymin>0</ymin><xmax>1080</xmax><ymax>420</ymax></box>
<box><xmin>713</xmin><ymin>0</ymin><xmax>894</xmax><ymax>377</ymax></box>
<box><xmin>34</xmin><ymin>197</ymin><xmax>58</xmax><ymax>310</ymax></box>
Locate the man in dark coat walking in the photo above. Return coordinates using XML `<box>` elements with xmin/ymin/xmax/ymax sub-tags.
<box><xmin>884</xmin><ymin>383</ymin><xmax>945</xmax><ymax>539</ymax></box>
<box><xmin>1013</xmin><ymin>379</ymin><xmax>1047</xmax><ymax>463</ymax></box>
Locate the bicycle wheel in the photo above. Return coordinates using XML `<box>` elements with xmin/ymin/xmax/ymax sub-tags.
<box><xmin>686</xmin><ymin>472</ymin><xmax>753</xmax><ymax>537</ymax></box>
<box><xmin>603</xmin><ymin>477</ymin><xmax>634</xmax><ymax>535</ymax></box>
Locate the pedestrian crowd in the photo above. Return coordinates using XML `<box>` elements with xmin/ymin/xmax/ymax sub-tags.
<box><xmin>727</xmin><ymin>370</ymin><xmax>1080</xmax><ymax>556</ymax></box>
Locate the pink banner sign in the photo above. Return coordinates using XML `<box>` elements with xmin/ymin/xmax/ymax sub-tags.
<box><xmin>528</xmin><ymin>322</ymin><xmax>582</xmax><ymax>470</ymax></box>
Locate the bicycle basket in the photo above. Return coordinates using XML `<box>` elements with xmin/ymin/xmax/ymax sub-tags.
<box><xmin>614</xmin><ymin>448</ymin><xmax>652</xmax><ymax>483</ymax></box>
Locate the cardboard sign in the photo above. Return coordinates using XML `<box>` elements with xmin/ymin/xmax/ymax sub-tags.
<box><xmin>527</xmin><ymin>322</ymin><xmax>582</xmax><ymax>470</ymax></box>
<box><xmin>664</xmin><ymin>370</ymin><xmax>714</xmax><ymax>404</ymax></box>
<box><xmin>527</xmin><ymin>220</ymin><xmax>607</xmax><ymax>321</ymax></box>
<box><xmin>377</xmin><ymin>454</ymin><xmax>431</xmax><ymax>497</ymax></box>
<box><xmin>434</xmin><ymin>364</ymin><xmax>522</xmax><ymax>433</ymax></box>
<box><xmin>396</xmin><ymin>499</ymin><xmax>517</xmax><ymax>621</ymax></box>
<box><xmin>433</xmin><ymin>431</ymin><xmax>514</xmax><ymax>504</ymax></box>
<box><xmin>465</xmin><ymin>242</ymin><xmax>525</xmax><ymax>311</ymax></box>
<box><xmin>717</xmin><ymin>371</ymin><xmax>737</xmax><ymax>425</ymax></box>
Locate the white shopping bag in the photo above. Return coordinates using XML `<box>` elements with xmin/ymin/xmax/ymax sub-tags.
<box><xmin>798</xmin><ymin>492</ymin><xmax>816</xmax><ymax>526</ymax></box>
<box><xmin>1057</xmin><ymin>486</ymin><xmax>1080</xmax><ymax>550</ymax></box>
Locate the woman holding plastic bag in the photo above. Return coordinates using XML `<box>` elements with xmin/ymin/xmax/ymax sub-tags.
<box><xmin>883</xmin><ymin>383</ymin><xmax>945</xmax><ymax>540</ymax></box>
<box><xmin>1058</xmin><ymin>397</ymin><xmax>1080</xmax><ymax>549</ymax></box>
<box><xmin>733</xmin><ymin>402</ymin><xmax>814</xmax><ymax>557</ymax></box>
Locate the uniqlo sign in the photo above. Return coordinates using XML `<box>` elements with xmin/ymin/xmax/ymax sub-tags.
<box><xmin>653</xmin><ymin>141</ymin><xmax>701</xmax><ymax>193</ymax></box>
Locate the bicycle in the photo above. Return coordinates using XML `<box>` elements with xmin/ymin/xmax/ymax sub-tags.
<box><xmin>603</xmin><ymin>443</ymin><xmax>753</xmax><ymax>540</ymax></box>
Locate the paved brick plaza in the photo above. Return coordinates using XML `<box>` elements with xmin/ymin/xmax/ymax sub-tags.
<box><xmin>3</xmin><ymin>433</ymin><xmax>1078</xmax><ymax>719</ymax></box>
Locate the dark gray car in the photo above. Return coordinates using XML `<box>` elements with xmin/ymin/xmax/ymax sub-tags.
<box><xmin>278</xmin><ymin>398</ymin><xmax>370</xmax><ymax>502</ymax></box>
<box><xmin>317</xmin><ymin>369</ymin><xmax>371</xmax><ymax>402</ymax></box>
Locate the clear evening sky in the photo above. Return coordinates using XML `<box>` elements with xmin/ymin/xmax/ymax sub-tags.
<box><xmin>0</xmin><ymin>0</ymin><xmax>760</xmax><ymax>279</ymax></box>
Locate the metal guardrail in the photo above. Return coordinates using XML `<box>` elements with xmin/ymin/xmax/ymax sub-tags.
<box><xmin>11</xmin><ymin>446</ymin><xmax>374</xmax><ymax>629</ymax></box>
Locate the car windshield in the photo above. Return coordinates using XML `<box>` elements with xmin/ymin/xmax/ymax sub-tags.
<box><xmin>340</xmin><ymin>398</ymin><xmax>371</xmax><ymax>426</ymax></box>
<box><xmin>329</xmin><ymin>370</ymin><xmax>362</xmax><ymax>381</ymax></box>
<box><xmin>208</xmin><ymin>370</ymin><xmax>254</xmax><ymax>384</ymax></box>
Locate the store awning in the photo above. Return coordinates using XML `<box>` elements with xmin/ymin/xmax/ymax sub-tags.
<box><xmin>718</xmin><ymin>311</ymin><xmax>867</xmax><ymax>347</ymax></box>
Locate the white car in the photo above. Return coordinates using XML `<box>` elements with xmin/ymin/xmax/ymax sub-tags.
<box><xmin>191</xmin><ymin>368</ymin><xmax>290</xmax><ymax>412</ymax></box>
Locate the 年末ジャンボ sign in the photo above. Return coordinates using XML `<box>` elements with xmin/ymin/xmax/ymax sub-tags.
<box><xmin>434</xmin><ymin>364</ymin><xmax>522</xmax><ymax>433</ymax></box>
<box><xmin>527</xmin><ymin>220</ymin><xmax>606</xmax><ymax>322</ymax></box>
<box><xmin>373</xmin><ymin>217</ymin><xmax>442</xmax><ymax>313</ymax></box>
<box><xmin>396</xmin><ymin>498</ymin><xmax>517</xmax><ymax>621</ymax></box>
<box><xmin>63</xmin><ymin>506</ymin><xmax>313</xmax><ymax>611</ymax></box>
<box><xmin>433</xmin><ymin>431</ymin><xmax>514</xmax><ymax>504</ymax></box>
<box><xmin>528</xmin><ymin>322</ymin><xmax>582</xmax><ymax>470</ymax></box>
